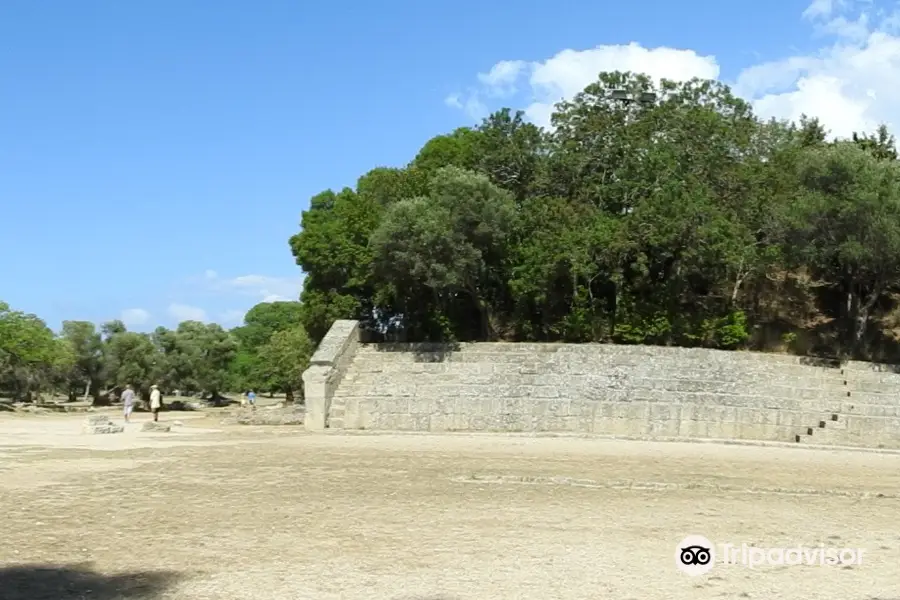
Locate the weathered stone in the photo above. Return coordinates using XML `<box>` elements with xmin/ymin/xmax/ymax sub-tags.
<box><xmin>85</xmin><ymin>415</ymin><xmax>110</xmax><ymax>426</ymax></box>
<box><xmin>315</xmin><ymin>319</ymin><xmax>900</xmax><ymax>449</ymax></box>
<box><xmin>222</xmin><ymin>407</ymin><xmax>305</xmax><ymax>426</ymax></box>
<box><xmin>82</xmin><ymin>424</ymin><xmax>124</xmax><ymax>435</ymax></box>
<box><xmin>142</xmin><ymin>421</ymin><xmax>172</xmax><ymax>432</ymax></box>
<box><xmin>303</xmin><ymin>320</ymin><xmax>360</xmax><ymax>432</ymax></box>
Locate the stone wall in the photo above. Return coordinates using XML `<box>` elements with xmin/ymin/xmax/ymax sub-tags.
<box><xmin>306</xmin><ymin>320</ymin><xmax>900</xmax><ymax>448</ymax></box>
<box><xmin>301</xmin><ymin>320</ymin><xmax>359</xmax><ymax>431</ymax></box>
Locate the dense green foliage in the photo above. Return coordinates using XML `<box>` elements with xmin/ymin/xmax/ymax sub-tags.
<box><xmin>0</xmin><ymin>300</ymin><xmax>311</xmax><ymax>404</ymax></box>
<box><xmin>291</xmin><ymin>71</ymin><xmax>900</xmax><ymax>361</ymax></box>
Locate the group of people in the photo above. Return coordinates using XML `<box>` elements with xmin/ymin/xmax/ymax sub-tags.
<box><xmin>120</xmin><ymin>384</ymin><xmax>163</xmax><ymax>423</ymax></box>
<box><xmin>118</xmin><ymin>386</ymin><xmax>258</xmax><ymax>422</ymax></box>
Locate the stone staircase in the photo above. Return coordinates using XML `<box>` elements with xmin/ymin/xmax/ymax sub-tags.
<box><xmin>794</xmin><ymin>362</ymin><xmax>900</xmax><ymax>448</ymax></box>
<box><xmin>327</xmin><ymin>398</ymin><xmax>346</xmax><ymax>430</ymax></box>
<box><xmin>791</xmin><ymin>364</ymin><xmax>847</xmax><ymax>446</ymax></box>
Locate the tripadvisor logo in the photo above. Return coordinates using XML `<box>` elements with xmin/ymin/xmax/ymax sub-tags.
<box><xmin>675</xmin><ymin>535</ymin><xmax>865</xmax><ymax>575</ymax></box>
<box><xmin>676</xmin><ymin>535</ymin><xmax>715</xmax><ymax>576</ymax></box>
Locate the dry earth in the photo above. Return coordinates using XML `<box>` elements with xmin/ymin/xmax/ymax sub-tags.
<box><xmin>1</xmin><ymin>411</ymin><xmax>899</xmax><ymax>599</ymax></box>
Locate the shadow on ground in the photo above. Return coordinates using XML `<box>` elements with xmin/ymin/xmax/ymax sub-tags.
<box><xmin>0</xmin><ymin>563</ymin><xmax>182</xmax><ymax>599</ymax></box>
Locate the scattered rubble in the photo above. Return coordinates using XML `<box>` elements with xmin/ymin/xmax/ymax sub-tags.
<box><xmin>81</xmin><ymin>414</ymin><xmax>125</xmax><ymax>434</ymax></box>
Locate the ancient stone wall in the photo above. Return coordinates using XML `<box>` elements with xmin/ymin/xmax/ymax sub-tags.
<box><xmin>305</xmin><ymin>320</ymin><xmax>900</xmax><ymax>448</ymax></box>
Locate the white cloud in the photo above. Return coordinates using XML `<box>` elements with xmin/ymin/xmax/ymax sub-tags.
<box><xmin>168</xmin><ymin>303</ymin><xmax>208</xmax><ymax>322</ymax></box>
<box><xmin>448</xmin><ymin>43</ymin><xmax>718</xmax><ymax>129</ymax></box>
<box><xmin>445</xmin><ymin>93</ymin><xmax>488</xmax><ymax>121</ymax></box>
<box><xmin>478</xmin><ymin>60</ymin><xmax>528</xmax><ymax>97</ymax></box>
<box><xmin>803</xmin><ymin>0</ymin><xmax>839</xmax><ymax>20</ymax></box>
<box><xmin>262</xmin><ymin>294</ymin><xmax>288</xmax><ymax>303</ymax></box>
<box><xmin>446</xmin><ymin>0</ymin><xmax>900</xmax><ymax>140</ymax></box>
<box><xmin>199</xmin><ymin>271</ymin><xmax>303</xmax><ymax>303</ymax></box>
<box><xmin>120</xmin><ymin>308</ymin><xmax>150</xmax><ymax>326</ymax></box>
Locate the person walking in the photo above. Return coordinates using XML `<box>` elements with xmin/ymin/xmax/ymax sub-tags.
<box><xmin>149</xmin><ymin>384</ymin><xmax>162</xmax><ymax>422</ymax></box>
<box><xmin>247</xmin><ymin>390</ymin><xmax>256</xmax><ymax>408</ymax></box>
<box><xmin>121</xmin><ymin>384</ymin><xmax>136</xmax><ymax>423</ymax></box>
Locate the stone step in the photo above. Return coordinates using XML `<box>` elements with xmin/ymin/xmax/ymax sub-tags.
<box><xmin>346</xmin><ymin>357</ymin><xmax>847</xmax><ymax>383</ymax></box>
<box><xmin>797</xmin><ymin>422</ymin><xmax>861</xmax><ymax>445</ymax></box>
<box><xmin>355</xmin><ymin>344</ymin><xmax>843</xmax><ymax>364</ymax></box>
<box><xmin>839</xmin><ymin>403</ymin><xmax>900</xmax><ymax>417</ymax></box>
<box><xmin>351</xmin><ymin>350</ymin><xmax>839</xmax><ymax>369</ymax></box>
<box><xmin>340</xmin><ymin>368</ymin><xmax>849</xmax><ymax>387</ymax></box>
<box><xmin>793</xmin><ymin>415</ymin><xmax>847</xmax><ymax>440</ymax></box>
<box><xmin>333</xmin><ymin>381</ymin><xmax>852</xmax><ymax>405</ymax></box>
<box><xmin>844</xmin><ymin>382</ymin><xmax>900</xmax><ymax>395</ymax></box>
<box><xmin>342</xmin><ymin>370</ymin><xmax>848</xmax><ymax>393</ymax></box>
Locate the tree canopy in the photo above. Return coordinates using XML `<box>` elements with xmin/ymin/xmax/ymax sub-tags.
<box><xmin>0</xmin><ymin>300</ymin><xmax>312</xmax><ymax>405</ymax></box>
<box><xmin>290</xmin><ymin>70</ymin><xmax>900</xmax><ymax>362</ymax></box>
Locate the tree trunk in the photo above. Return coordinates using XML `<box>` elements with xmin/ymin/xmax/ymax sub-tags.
<box><xmin>285</xmin><ymin>388</ymin><xmax>294</xmax><ymax>404</ymax></box>
<box><xmin>208</xmin><ymin>390</ymin><xmax>227</xmax><ymax>406</ymax></box>
<box><xmin>82</xmin><ymin>380</ymin><xmax>91</xmax><ymax>402</ymax></box>
<box><xmin>847</xmin><ymin>281</ymin><xmax>882</xmax><ymax>359</ymax></box>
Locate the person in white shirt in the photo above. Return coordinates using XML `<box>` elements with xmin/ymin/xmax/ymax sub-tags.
<box><xmin>149</xmin><ymin>385</ymin><xmax>162</xmax><ymax>422</ymax></box>
<box><xmin>121</xmin><ymin>385</ymin><xmax>136</xmax><ymax>423</ymax></box>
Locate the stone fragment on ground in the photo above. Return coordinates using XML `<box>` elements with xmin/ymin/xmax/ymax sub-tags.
<box><xmin>83</xmin><ymin>424</ymin><xmax>125</xmax><ymax>434</ymax></box>
<box><xmin>81</xmin><ymin>414</ymin><xmax>125</xmax><ymax>434</ymax></box>
<box><xmin>86</xmin><ymin>414</ymin><xmax>111</xmax><ymax>426</ymax></box>
<box><xmin>142</xmin><ymin>421</ymin><xmax>172</xmax><ymax>432</ymax></box>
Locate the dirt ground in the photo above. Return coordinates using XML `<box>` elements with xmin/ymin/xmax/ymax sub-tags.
<box><xmin>1</xmin><ymin>411</ymin><xmax>900</xmax><ymax>600</ymax></box>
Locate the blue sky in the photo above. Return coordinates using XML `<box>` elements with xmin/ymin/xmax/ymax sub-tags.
<box><xmin>1</xmin><ymin>0</ymin><xmax>895</xmax><ymax>332</ymax></box>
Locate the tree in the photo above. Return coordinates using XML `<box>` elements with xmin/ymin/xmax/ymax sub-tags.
<box><xmin>370</xmin><ymin>167</ymin><xmax>517</xmax><ymax>340</ymax></box>
<box><xmin>234</xmin><ymin>301</ymin><xmax>305</xmax><ymax>351</ymax></box>
<box><xmin>289</xmin><ymin>188</ymin><xmax>383</xmax><ymax>342</ymax></box>
<box><xmin>165</xmin><ymin>322</ymin><xmax>237</xmax><ymax>402</ymax></box>
<box><xmin>103</xmin><ymin>332</ymin><xmax>161</xmax><ymax>402</ymax></box>
<box><xmin>257</xmin><ymin>326</ymin><xmax>314</xmax><ymax>403</ymax></box>
<box><xmin>411</xmin><ymin>128</ymin><xmax>481</xmax><ymax>173</ymax></box>
<box><xmin>471</xmin><ymin>109</ymin><xmax>545</xmax><ymax>201</ymax></box>
<box><xmin>0</xmin><ymin>302</ymin><xmax>60</xmax><ymax>401</ymax></box>
<box><xmin>852</xmin><ymin>124</ymin><xmax>897</xmax><ymax>161</ymax></box>
<box><xmin>60</xmin><ymin>321</ymin><xmax>103</xmax><ymax>401</ymax></box>
<box><xmin>786</xmin><ymin>141</ymin><xmax>900</xmax><ymax>356</ymax></box>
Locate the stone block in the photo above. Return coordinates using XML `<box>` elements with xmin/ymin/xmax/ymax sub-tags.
<box><xmin>142</xmin><ymin>421</ymin><xmax>172</xmax><ymax>432</ymax></box>
<box><xmin>82</xmin><ymin>424</ymin><xmax>124</xmax><ymax>435</ymax></box>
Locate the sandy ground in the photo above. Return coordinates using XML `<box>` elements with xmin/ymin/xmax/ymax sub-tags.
<box><xmin>1</xmin><ymin>412</ymin><xmax>899</xmax><ymax>599</ymax></box>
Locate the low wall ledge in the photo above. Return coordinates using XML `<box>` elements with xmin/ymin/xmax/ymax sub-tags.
<box><xmin>308</xmin><ymin>320</ymin><xmax>359</xmax><ymax>366</ymax></box>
